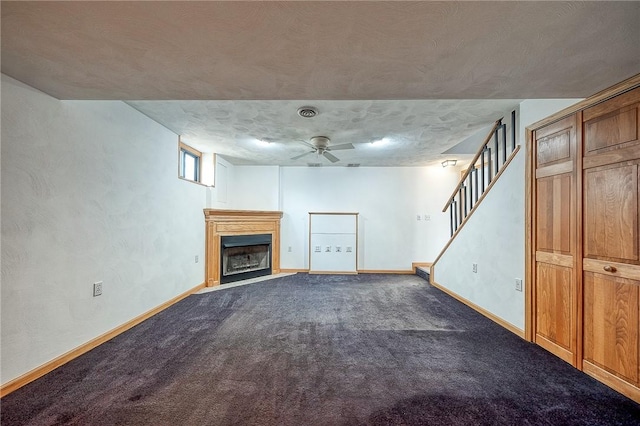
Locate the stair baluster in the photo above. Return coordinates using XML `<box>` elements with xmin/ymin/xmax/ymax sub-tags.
<box><xmin>443</xmin><ymin>110</ymin><xmax>518</xmax><ymax>236</ymax></box>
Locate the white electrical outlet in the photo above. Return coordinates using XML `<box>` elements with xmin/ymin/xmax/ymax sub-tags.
<box><xmin>195</xmin><ymin>255</ymin><xmax>199</xmax><ymax>263</ymax></box>
<box><xmin>93</xmin><ymin>281</ymin><xmax>103</xmax><ymax>297</ymax></box>
<box><xmin>515</xmin><ymin>278</ymin><xmax>523</xmax><ymax>292</ymax></box>
<box><xmin>472</xmin><ymin>263</ymin><xmax>478</xmax><ymax>273</ymax></box>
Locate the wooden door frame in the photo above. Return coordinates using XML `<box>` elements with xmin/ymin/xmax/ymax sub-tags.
<box><xmin>524</xmin><ymin>74</ymin><xmax>640</xmax><ymax>343</ymax></box>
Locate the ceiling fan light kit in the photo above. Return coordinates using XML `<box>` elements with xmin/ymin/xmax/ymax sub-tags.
<box><xmin>310</xmin><ymin>136</ymin><xmax>331</xmax><ymax>149</ymax></box>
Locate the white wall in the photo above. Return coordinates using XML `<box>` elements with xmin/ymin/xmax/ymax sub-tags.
<box><xmin>518</xmin><ymin>99</ymin><xmax>583</xmax><ymax>144</ymax></box>
<box><xmin>432</xmin><ymin>99</ymin><xmax>582</xmax><ymax>332</ymax></box>
<box><xmin>0</xmin><ymin>75</ymin><xmax>207</xmax><ymax>384</ymax></box>
<box><xmin>278</xmin><ymin>166</ymin><xmax>460</xmax><ymax>271</ymax></box>
<box><xmin>231</xmin><ymin>166</ymin><xmax>280</xmax><ymax>210</ymax></box>
<box><xmin>433</xmin><ymin>149</ymin><xmax>526</xmax><ymax>329</ymax></box>
<box><xmin>206</xmin><ymin>155</ymin><xmax>235</xmax><ymax>209</ymax></box>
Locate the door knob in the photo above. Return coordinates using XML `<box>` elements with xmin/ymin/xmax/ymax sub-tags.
<box><xmin>603</xmin><ymin>265</ymin><xmax>617</xmax><ymax>273</ymax></box>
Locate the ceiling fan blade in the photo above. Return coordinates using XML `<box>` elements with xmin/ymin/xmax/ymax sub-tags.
<box><xmin>323</xmin><ymin>151</ymin><xmax>340</xmax><ymax>163</ymax></box>
<box><xmin>291</xmin><ymin>150</ymin><xmax>315</xmax><ymax>160</ymax></box>
<box><xmin>327</xmin><ymin>143</ymin><xmax>355</xmax><ymax>151</ymax></box>
<box><xmin>298</xmin><ymin>140</ymin><xmax>316</xmax><ymax>149</ymax></box>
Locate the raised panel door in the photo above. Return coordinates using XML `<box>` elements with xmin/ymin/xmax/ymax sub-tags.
<box><xmin>584</xmin><ymin>106</ymin><xmax>638</xmax><ymax>154</ymax></box>
<box><xmin>584</xmin><ymin>162</ymin><xmax>639</xmax><ymax>263</ymax></box>
<box><xmin>536</xmin><ymin>174</ymin><xmax>572</xmax><ymax>254</ymax></box>
<box><xmin>535</xmin><ymin>263</ymin><xmax>574</xmax><ymax>362</ymax></box>
<box><xmin>533</xmin><ymin>114</ymin><xmax>578</xmax><ymax>365</ymax></box>
<box><xmin>583</xmin><ymin>272</ymin><xmax>639</xmax><ymax>384</ymax></box>
<box><xmin>537</xmin><ymin>126</ymin><xmax>572</xmax><ymax>167</ymax></box>
<box><xmin>582</xmin><ymin>88</ymin><xmax>640</xmax><ymax>395</ymax></box>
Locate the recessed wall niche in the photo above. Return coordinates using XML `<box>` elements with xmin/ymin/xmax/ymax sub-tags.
<box><xmin>309</xmin><ymin>212</ymin><xmax>358</xmax><ymax>274</ymax></box>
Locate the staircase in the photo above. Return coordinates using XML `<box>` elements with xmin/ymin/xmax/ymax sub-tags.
<box><xmin>443</xmin><ymin>111</ymin><xmax>519</xmax><ymax>237</ymax></box>
<box><xmin>427</xmin><ymin>109</ymin><xmax>525</xmax><ymax>337</ymax></box>
<box><xmin>415</xmin><ymin>265</ymin><xmax>430</xmax><ymax>282</ymax></box>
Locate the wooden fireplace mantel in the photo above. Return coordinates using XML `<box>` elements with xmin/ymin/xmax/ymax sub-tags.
<box><xmin>203</xmin><ymin>209</ymin><xmax>283</xmax><ymax>287</ymax></box>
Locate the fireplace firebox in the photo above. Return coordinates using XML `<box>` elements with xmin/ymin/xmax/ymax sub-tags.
<box><xmin>220</xmin><ymin>234</ymin><xmax>272</xmax><ymax>284</ymax></box>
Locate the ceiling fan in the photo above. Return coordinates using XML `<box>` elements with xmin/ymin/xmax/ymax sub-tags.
<box><xmin>291</xmin><ymin>136</ymin><xmax>355</xmax><ymax>163</ymax></box>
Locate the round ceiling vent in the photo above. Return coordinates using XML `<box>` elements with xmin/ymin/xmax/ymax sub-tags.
<box><xmin>297</xmin><ymin>106</ymin><xmax>319</xmax><ymax>118</ymax></box>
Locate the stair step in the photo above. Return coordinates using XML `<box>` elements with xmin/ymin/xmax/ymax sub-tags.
<box><xmin>415</xmin><ymin>266</ymin><xmax>430</xmax><ymax>282</ymax></box>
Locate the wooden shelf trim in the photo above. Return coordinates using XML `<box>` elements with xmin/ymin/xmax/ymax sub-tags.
<box><xmin>204</xmin><ymin>209</ymin><xmax>284</xmax><ymax>220</ymax></box>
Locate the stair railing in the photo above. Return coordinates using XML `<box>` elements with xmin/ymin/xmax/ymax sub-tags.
<box><xmin>442</xmin><ymin>110</ymin><xmax>518</xmax><ymax>236</ymax></box>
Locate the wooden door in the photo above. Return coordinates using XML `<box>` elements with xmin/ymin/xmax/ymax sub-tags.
<box><xmin>533</xmin><ymin>114</ymin><xmax>579</xmax><ymax>366</ymax></box>
<box><xmin>581</xmin><ymin>87</ymin><xmax>640</xmax><ymax>400</ymax></box>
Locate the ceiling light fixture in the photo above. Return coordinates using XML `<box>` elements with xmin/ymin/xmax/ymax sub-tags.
<box><xmin>370</xmin><ymin>137</ymin><xmax>388</xmax><ymax>146</ymax></box>
<box><xmin>297</xmin><ymin>106</ymin><xmax>319</xmax><ymax>118</ymax></box>
<box><xmin>441</xmin><ymin>159</ymin><xmax>457</xmax><ymax>168</ymax></box>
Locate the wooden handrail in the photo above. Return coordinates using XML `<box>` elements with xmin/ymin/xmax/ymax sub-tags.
<box><xmin>433</xmin><ymin>145</ymin><xmax>521</xmax><ymax>268</ymax></box>
<box><xmin>442</xmin><ymin>118</ymin><xmax>503</xmax><ymax>212</ymax></box>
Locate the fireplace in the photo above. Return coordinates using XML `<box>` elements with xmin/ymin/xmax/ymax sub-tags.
<box><xmin>220</xmin><ymin>234</ymin><xmax>272</xmax><ymax>284</ymax></box>
<box><xmin>204</xmin><ymin>209</ymin><xmax>282</xmax><ymax>287</ymax></box>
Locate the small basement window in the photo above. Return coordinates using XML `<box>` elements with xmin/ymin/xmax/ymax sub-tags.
<box><xmin>179</xmin><ymin>141</ymin><xmax>201</xmax><ymax>183</ymax></box>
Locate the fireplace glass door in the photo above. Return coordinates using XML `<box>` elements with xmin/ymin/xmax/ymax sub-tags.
<box><xmin>220</xmin><ymin>234</ymin><xmax>272</xmax><ymax>283</ymax></box>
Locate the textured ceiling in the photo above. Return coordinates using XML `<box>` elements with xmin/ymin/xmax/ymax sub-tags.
<box><xmin>128</xmin><ymin>99</ymin><xmax>519</xmax><ymax>166</ymax></box>
<box><xmin>2</xmin><ymin>1</ymin><xmax>639</xmax><ymax>166</ymax></box>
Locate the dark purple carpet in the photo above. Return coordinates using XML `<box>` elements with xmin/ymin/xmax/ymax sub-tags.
<box><xmin>2</xmin><ymin>273</ymin><xmax>639</xmax><ymax>425</ymax></box>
